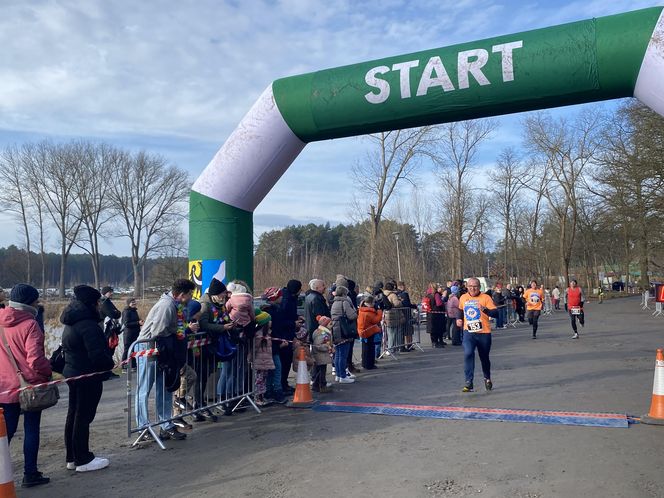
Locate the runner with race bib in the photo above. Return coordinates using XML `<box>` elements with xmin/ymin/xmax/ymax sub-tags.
<box><xmin>457</xmin><ymin>278</ymin><xmax>499</xmax><ymax>393</ymax></box>
<box><xmin>523</xmin><ymin>280</ymin><xmax>544</xmax><ymax>339</ymax></box>
<box><xmin>566</xmin><ymin>279</ymin><xmax>585</xmax><ymax>339</ymax></box>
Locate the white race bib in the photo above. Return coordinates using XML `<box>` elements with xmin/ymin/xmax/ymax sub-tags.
<box><xmin>464</xmin><ymin>301</ymin><xmax>483</xmax><ymax>332</ymax></box>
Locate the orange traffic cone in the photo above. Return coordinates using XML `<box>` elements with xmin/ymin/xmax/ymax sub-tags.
<box><xmin>642</xmin><ymin>349</ymin><xmax>664</xmax><ymax>425</ymax></box>
<box><xmin>0</xmin><ymin>409</ymin><xmax>17</xmax><ymax>497</ymax></box>
<box><xmin>287</xmin><ymin>346</ymin><xmax>314</xmax><ymax>408</ymax></box>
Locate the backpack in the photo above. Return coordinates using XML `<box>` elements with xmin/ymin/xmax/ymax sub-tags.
<box><xmin>421</xmin><ymin>296</ymin><xmax>432</xmax><ymax>313</ymax></box>
<box><xmin>104</xmin><ymin>317</ymin><xmax>121</xmax><ymax>350</ymax></box>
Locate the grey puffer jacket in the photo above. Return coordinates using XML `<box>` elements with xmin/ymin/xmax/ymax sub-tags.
<box><xmin>330</xmin><ymin>296</ymin><xmax>357</xmax><ymax>345</ymax></box>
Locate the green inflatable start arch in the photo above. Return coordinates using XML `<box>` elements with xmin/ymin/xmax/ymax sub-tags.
<box><xmin>189</xmin><ymin>6</ymin><xmax>664</xmax><ymax>294</ymax></box>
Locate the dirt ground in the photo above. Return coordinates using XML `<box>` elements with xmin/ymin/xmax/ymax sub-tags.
<box><xmin>8</xmin><ymin>296</ymin><xmax>664</xmax><ymax>497</ymax></box>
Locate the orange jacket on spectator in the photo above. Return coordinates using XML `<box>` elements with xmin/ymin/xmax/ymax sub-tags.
<box><xmin>357</xmin><ymin>307</ymin><xmax>382</xmax><ymax>339</ymax></box>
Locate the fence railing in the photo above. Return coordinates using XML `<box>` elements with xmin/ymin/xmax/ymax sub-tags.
<box><xmin>127</xmin><ymin>332</ymin><xmax>259</xmax><ymax>449</ymax></box>
<box><xmin>379</xmin><ymin>307</ymin><xmax>424</xmax><ymax>358</ymax></box>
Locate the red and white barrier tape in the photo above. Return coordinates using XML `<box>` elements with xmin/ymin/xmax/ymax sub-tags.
<box><xmin>0</xmin><ymin>336</ymin><xmax>211</xmax><ymax>396</ymax></box>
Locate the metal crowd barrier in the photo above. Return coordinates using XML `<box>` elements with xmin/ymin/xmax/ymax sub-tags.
<box><xmin>127</xmin><ymin>332</ymin><xmax>259</xmax><ymax>449</ymax></box>
<box><xmin>379</xmin><ymin>307</ymin><xmax>424</xmax><ymax>359</ymax></box>
<box><xmin>505</xmin><ymin>299</ymin><xmax>519</xmax><ymax>328</ymax></box>
<box><xmin>642</xmin><ymin>291</ymin><xmax>654</xmax><ymax>310</ymax></box>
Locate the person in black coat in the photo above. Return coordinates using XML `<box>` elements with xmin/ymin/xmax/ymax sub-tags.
<box><xmin>100</xmin><ymin>287</ymin><xmax>122</xmax><ymax>376</ymax></box>
<box><xmin>61</xmin><ymin>285</ymin><xmax>114</xmax><ymax>472</ymax></box>
<box><xmin>304</xmin><ymin>279</ymin><xmax>330</xmax><ymax>340</ymax></box>
<box><xmin>121</xmin><ymin>298</ymin><xmax>143</xmax><ymax>369</ymax></box>
<box><xmin>276</xmin><ymin>279</ymin><xmax>302</xmax><ymax>394</ymax></box>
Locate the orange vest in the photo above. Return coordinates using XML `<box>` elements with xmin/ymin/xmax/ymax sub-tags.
<box><xmin>567</xmin><ymin>287</ymin><xmax>582</xmax><ymax>307</ymax></box>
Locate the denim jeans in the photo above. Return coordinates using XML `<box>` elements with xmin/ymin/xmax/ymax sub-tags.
<box><xmin>495</xmin><ymin>307</ymin><xmax>505</xmax><ymax>328</ymax></box>
<box><xmin>374</xmin><ymin>333</ymin><xmax>383</xmax><ymax>359</ymax></box>
<box><xmin>266</xmin><ymin>353</ymin><xmax>283</xmax><ymax>397</ymax></box>
<box><xmin>135</xmin><ymin>343</ymin><xmax>174</xmax><ymax>430</ymax></box>
<box><xmin>217</xmin><ymin>358</ymin><xmax>235</xmax><ymax>400</ymax></box>
<box><xmin>462</xmin><ymin>331</ymin><xmax>492</xmax><ymax>384</ymax></box>
<box><xmin>386</xmin><ymin>326</ymin><xmax>398</xmax><ymax>351</ymax></box>
<box><xmin>1</xmin><ymin>402</ymin><xmax>42</xmax><ymax>474</ymax></box>
<box><xmin>334</xmin><ymin>342</ymin><xmax>350</xmax><ymax>378</ymax></box>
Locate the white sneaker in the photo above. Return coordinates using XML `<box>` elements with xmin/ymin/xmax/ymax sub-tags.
<box><xmin>76</xmin><ymin>457</ymin><xmax>109</xmax><ymax>472</ymax></box>
<box><xmin>338</xmin><ymin>377</ymin><xmax>355</xmax><ymax>384</ymax></box>
<box><xmin>66</xmin><ymin>462</ymin><xmax>76</xmax><ymax>470</ymax></box>
<box><xmin>572</xmin><ymin>333</ymin><xmax>579</xmax><ymax>339</ymax></box>
<box><xmin>345</xmin><ymin>369</ymin><xmax>356</xmax><ymax>379</ymax></box>
<box><xmin>334</xmin><ymin>376</ymin><xmax>340</xmax><ymax>382</ymax></box>
<box><xmin>326</xmin><ymin>382</ymin><xmax>332</xmax><ymax>387</ymax></box>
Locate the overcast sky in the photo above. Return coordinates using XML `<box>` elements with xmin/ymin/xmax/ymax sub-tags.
<box><xmin>0</xmin><ymin>0</ymin><xmax>658</xmax><ymax>256</ymax></box>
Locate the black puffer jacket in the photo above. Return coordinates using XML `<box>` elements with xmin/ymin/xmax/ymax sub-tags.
<box><xmin>61</xmin><ymin>300</ymin><xmax>114</xmax><ymax>378</ymax></box>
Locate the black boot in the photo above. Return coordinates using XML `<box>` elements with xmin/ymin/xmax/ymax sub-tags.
<box><xmin>22</xmin><ymin>472</ymin><xmax>50</xmax><ymax>488</ymax></box>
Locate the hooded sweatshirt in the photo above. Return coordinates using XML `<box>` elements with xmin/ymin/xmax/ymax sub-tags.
<box><xmin>0</xmin><ymin>304</ymin><xmax>52</xmax><ymax>403</ymax></box>
<box><xmin>61</xmin><ymin>299</ymin><xmax>114</xmax><ymax>378</ymax></box>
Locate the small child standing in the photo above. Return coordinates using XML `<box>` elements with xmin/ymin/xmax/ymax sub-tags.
<box><xmin>252</xmin><ymin>311</ymin><xmax>274</xmax><ymax>406</ymax></box>
<box><xmin>311</xmin><ymin>315</ymin><xmax>334</xmax><ymax>393</ymax></box>
<box><xmin>292</xmin><ymin>326</ymin><xmax>314</xmax><ymax>374</ymax></box>
<box><xmin>357</xmin><ymin>295</ymin><xmax>382</xmax><ymax>370</ymax></box>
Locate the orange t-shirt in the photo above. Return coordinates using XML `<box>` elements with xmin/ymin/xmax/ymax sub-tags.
<box><xmin>458</xmin><ymin>293</ymin><xmax>495</xmax><ymax>334</ymax></box>
<box><xmin>523</xmin><ymin>288</ymin><xmax>544</xmax><ymax>311</ymax></box>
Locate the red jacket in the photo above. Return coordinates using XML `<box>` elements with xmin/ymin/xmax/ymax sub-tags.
<box><xmin>357</xmin><ymin>307</ymin><xmax>382</xmax><ymax>339</ymax></box>
<box><xmin>0</xmin><ymin>306</ymin><xmax>52</xmax><ymax>403</ymax></box>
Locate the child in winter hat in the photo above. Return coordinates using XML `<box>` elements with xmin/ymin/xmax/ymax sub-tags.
<box><xmin>311</xmin><ymin>315</ymin><xmax>334</xmax><ymax>392</ymax></box>
<box><xmin>226</xmin><ymin>280</ymin><xmax>254</xmax><ymax>327</ymax></box>
<box><xmin>292</xmin><ymin>325</ymin><xmax>314</xmax><ymax>373</ymax></box>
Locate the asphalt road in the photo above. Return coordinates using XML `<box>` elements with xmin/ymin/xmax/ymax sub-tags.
<box><xmin>9</xmin><ymin>295</ymin><xmax>664</xmax><ymax>497</ymax></box>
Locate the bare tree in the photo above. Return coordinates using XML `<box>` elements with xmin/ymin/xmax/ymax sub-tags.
<box><xmin>108</xmin><ymin>151</ymin><xmax>190</xmax><ymax>297</ymax></box>
<box><xmin>71</xmin><ymin>143</ymin><xmax>121</xmax><ymax>289</ymax></box>
<box><xmin>352</xmin><ymin>127</ymin><xmax>438</xmax><ymax>282</ymax></box>
<box><xmin>523</xmin><ymin>110</ymin><xmax>602</xmax><ymax>285</ymax></box>
<box><xmin>434</xmin><ymin>120</ymin><xmax>496</xmax><ymax>277</ymax></box>
<box><xmin>591</xmin><ymin>102</ymin><xmax>664</xmax><ymax>288</ymax></box>
<box><xmin>489</xmin><ymin>147</ymin><xmax>525</xmax><ymax>280</ymax></box>
<box><xmin>0</xmin><ymin>145</ymin><xmax>32</xmax><ymax>282</ymax></box>
<box><xmin>28</xmin><ymin>141</ymin><xmax>83</xmax><ymax>297</ymax></box>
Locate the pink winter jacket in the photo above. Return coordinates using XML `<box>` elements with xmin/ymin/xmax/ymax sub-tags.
<box><xmin>0</xmin><ymin>306</ymin><xmax>52</xmax><ymax>403</ymax></box>
<box><xmin>226</xmin><ymin>293</ymin><xmax>255</xmax><ymax>326</ymax></box>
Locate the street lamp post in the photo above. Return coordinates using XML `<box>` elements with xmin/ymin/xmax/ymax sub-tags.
<box><xmin>393</xmin><ymin>232</ymin><xmax>402</xmax><ymax>281</ymax></box>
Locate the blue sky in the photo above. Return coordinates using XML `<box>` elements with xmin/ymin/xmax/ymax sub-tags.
<box><xmin>0</xmin><ymin>0</ymin><xmax>659</xmax><ymax>256</ymax></box>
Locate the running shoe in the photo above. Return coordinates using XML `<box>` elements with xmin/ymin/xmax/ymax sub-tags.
<box><xmin>572</xmin><ymin>333</ymin><xmax>579</xmax><ymax>339</ymax></box>
<box><xmin>339</xmin><ymin>377</ymin><xmax>355</xmax><ymax>384</ymax></box>
<box><xmin>462</xmin><ymin>383</ymin><xmax>474</xmax><ymax>392</ymax></box>
<box><xmin>173</xmin><ymin>417</ymin><xmax>192</xmax><ymax>430</ymax></box>
<box><xmin>485</xmin><ymin>379</ymin><xmax>493</xmax><ymax>391</ymax></box>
